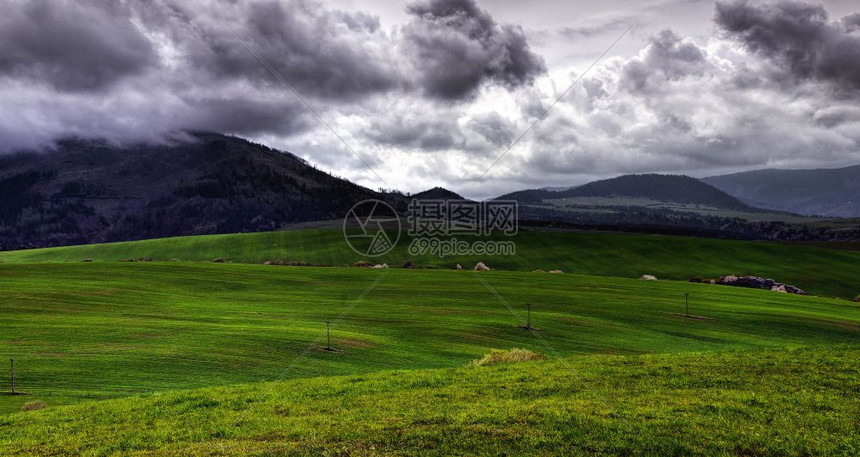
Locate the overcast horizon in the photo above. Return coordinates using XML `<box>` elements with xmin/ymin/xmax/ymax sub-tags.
<box><xmin>2</xmin><ymin>0</ymin><xmax>859</xmax><ymax>199</ymax></box>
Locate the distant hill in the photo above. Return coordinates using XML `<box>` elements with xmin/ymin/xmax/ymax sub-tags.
<box><xmin>560</xmin><ymin>174</ymin><xmax>754</xmax><ymax>211</ymax></box>
<box><xmin>541</xmin><ymin>185</ymin><xmax>577</xmax><ymax>192</ymax></box>
<box><xmin>412</xmin><ymin>187</ymin><xmax>467</xmax><ymax>200</ymax></box>
<box><xmin>498</xmin><ymin>174</ymin><xmax>754</xmax><ymax>211</ymax></box>
<box><xmin>703</xmin><ymin>165</ymin><xmax>860</xmax><ymax>217</ymax></box>
<box><xmin>0</xmin><ymin>132</ymin><xmax>399</xmax><ymax>250</ymax></box>
<box><xmin>494</xmin><ymin>188</ymin><xmax>558</xmax><ymax>203</ymax></box>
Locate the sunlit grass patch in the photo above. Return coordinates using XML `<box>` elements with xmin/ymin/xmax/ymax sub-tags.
<box><xmin>469</xmin><ymin>348</ymin><xmax>546</xmax><ymax>366</ymax></box>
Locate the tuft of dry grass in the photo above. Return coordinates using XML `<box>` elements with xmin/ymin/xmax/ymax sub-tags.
<box><xmin>21</xmin><ymin>400</ymin><xmax>45</xmax><ymax>412</ymax></box>
<box><xmin>469</xmin><ymin>348</ymin><xmax>545</xmax><ymax>367</ymax></box>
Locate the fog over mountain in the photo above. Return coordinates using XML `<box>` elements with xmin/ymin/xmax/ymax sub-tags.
<box><xmin>0</xmin><ymin>133</ymin><xmax>394</xmax><ymax>250</ymax></box>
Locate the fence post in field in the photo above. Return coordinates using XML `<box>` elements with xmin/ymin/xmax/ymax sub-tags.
<box><xmin>325</xmin><ymin>321</ymin><xmax>332</xmax><ymax>350</ymax></box>
<box><xmin>9</xmin><ymin>358</ymin><xmax>13</xmax><ymax>395</ymax></box>
<box><xmin>685</xmin><ymin>293</ymin><xmax>689</xmax><ymax>316</ymax></box>
<box><xmin>526</xmin><ymin>303</ymin><xmax>532</xmax><ymax>329</ymax></box>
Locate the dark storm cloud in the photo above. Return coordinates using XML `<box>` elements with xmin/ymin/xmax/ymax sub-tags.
<box><xmin>0</xmin><ymin>0</ymin><xmax>550</xmax><ymax>154</ymax></box>
<box><xmin>716</xmin><ymin>0</ymin><xmax>860</xmax><ymax>92</ymax></box>
<box><xmin>139</xmin><ymin>0</ymin><xmax>404</xmax><ymax>100</ymax></box>
<box><xmin>844</xmin><ymin>13</ymin><xmax>860</xmax><ymax>31</ymax></box>
<box><xmin>362</xmin><ymin>100</ymin><xmax>515</xmax><ymax>155</ymax></box>
<box><xmin>365</xmin><ymin>111</ymin><xmax>462</xmax><ymax>151</ymax></box>
<box><xmin>180</xmin><ymin>96</ymin><xmax>312</xmax><ymax>136</ymax></box>
<box><xmin>0</xmin><ymin>0</ymin><xmax>155</xmax><ymax>91</ymax></box>
<box><xmin>518</xmin><ymin>10</ymin><xmax>860</xmax><ymax>185</ymax></box>
<box><xmin>557</xmin><ymin>18</ymin><xmax>634</xmax><ymax>38</ymax></box>
<box><xmin>3</xmin><ymin>0</ymin><xmax>858</xmax><ymax>196</ymax></box>
<box><xmin>404</xmin><ymin>0</ymin><xmax>546</xmax><ymax>99</ymax></box>
<box><xmin>620</xmin><ymin>30</ymin><xmax>707</xmax><ymax>94</ymax></box>
<box><xmin>0</xmin><ymin>0</ymin><xmax>410</xmax><ymax>152</ymax></box>
<box><xmin>466</xmin><ymin>112</ymin><xmax>515</xmax><ymax>147</ymax></box>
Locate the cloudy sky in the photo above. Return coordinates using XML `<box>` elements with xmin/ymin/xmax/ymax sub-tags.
<box><xmin>1</xmin><ymin>0</ymin><xmax>859</xmax><ymax>198</ymax></box>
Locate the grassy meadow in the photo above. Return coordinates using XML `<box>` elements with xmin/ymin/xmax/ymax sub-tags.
<box><xmin>2</xmin><ymin>228</ymin><xmax>860</xmax><ymax>298</ymax></box>
<box><xmin>1</xmin><ymin>345</ymin><xmax>857</xmax><ymax>455</ymax></box>
<box><xmin>1</xmin><ymin>229</ymin><xmax>858</xmax><ymax>454</ymax></box>
<box><xmin>1</xmin><ymin>262</ymin><xmax>858</xmax><ymax>415</ymax></box>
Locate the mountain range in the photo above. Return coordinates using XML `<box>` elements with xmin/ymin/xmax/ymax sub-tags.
<box><xmin>1</xmin><ymin>132</ymin><xmax>858</xmax><ymax>249</ymax></box>
<box><xmin>0</xmin><ymin>133</ymin><xmax>403</xmax><ymax>250</ymax></box>
<box><xmin>498</xmin><ymin>174</ymin><xmax>754</xmax><ymax>212</ymax></box>
<box><xmin>703</xmin><ymin>165</ymin><xmax>860</xmax><ymax>218</ymax></box>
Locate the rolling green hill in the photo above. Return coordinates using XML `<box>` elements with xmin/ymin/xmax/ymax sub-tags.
<box><xmin>2</xmin><ymin>228</ymin><xmax>860</xmax><ymax>298</ymax></box>
<box><xmin>1</xmin><ymin>263</ymin><xmax>858</xmax><ymax>416</ymax></box>
<box><xmin>1</xmin><ymin>345</ymin><xmax>857</xmax><ymax>455</ymax></box>
<box><xmin>2</xmin><ymin>231</ymin><xmax>859</xmax><ymax>455</ymax></box>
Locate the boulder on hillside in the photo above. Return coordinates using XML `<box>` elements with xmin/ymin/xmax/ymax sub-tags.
<box><xmin>713</xmin><ymin>275</ymin><xmax>806</xmax><ymax>295</ymax></box>
<box><xmin>474</xmin><ymin>262</ymin><xmax>490</xmax><ymax>271</ymax></box>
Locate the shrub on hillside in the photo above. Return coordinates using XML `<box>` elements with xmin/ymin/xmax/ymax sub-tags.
<box><xmin>353</xmin><ymin>261</ymin><xmax>374</xmax><ymax>268</ymax></box>
<box><xmin>854</xmin><ymin>295</ymin><xmax>860</xmax><ymax>303</ymax></box>
<box><xmin>469</xmin><ymin>348</ymin><xmax>545</xmax><ymax>367</ymax></box>
<box><xmin>212</xmin><ymin>257</ymin><xmax>226</xmax><ymax>263</ymax></box>
<box><xmin>402</xmin><ymin>259</ymin><xmax>414</xmax><ymax>269</ymax></box>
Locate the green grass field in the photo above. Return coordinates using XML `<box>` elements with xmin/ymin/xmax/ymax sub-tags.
<box><xmin>2</xmin><ymin>262</ymin><xmax>858</xmax><ymax>414</ymax></box>
<box><xmin>3</xmin><ymin>228</ymin><xmax>860</xmax><ymax>298</ymax></box>
<box><xmin>2</xmin><ymin>346</ymin><xmax>857</xmax><ymax>455</ymax></box>
<box><xmin>1</xmin><ymin>230</ymin><xmax>859</xmax><ymax>455</ymax></box>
